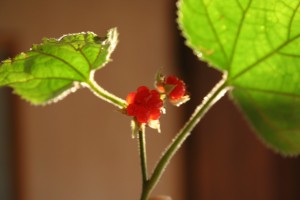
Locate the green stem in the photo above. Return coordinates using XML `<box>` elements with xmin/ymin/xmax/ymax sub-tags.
<box><xmin>85</xmin><ymin>79</ymin><xmax>127</xmax><ymax>108</ymax></box>
<box><xmin>138</xmin><ymin>129</ymin><xmax>148</xmax><ymax>188</ymax></box>
<box><xmin>140</xmin><ymin>77</ymin><xmax>229</xmax><ymax>200</ymax></box>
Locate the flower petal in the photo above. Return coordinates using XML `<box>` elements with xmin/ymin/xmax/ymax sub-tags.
<box><xmin>126</xmin><ymin>92</ymin><xmax>136</xmax><ymax>104</ymax></box>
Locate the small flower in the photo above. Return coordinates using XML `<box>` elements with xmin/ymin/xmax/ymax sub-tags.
<box><xmin>156</xmin><ymin>75</ymin><xmax>189</xmax><ymax>106</ymax></box>
<box><xmin>164</xmin><ymin>76</ymin><xmax>186</xmax><ymax>101</ymax></box>
<box><xmin>126</xmin><ymin>86</ymin><xmax>163</xmax><ymax>124</ymax></box>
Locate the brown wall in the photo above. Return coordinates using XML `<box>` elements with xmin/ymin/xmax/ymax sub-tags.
<box><xmin>3</xmin><ymin>1</ymin><xmax>300</xmax><ymax>200</ymax></box>
<box><xmin>0</xmin><ymin>1</ymin><xmax>185</xmax><ymax>200</ymax></box>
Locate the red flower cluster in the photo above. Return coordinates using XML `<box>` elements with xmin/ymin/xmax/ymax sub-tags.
<box><xmin>125</xmin><ymin>75</ymin><xmax>188</xmax><ymax>132</ymax></box>
<box><xmin>126</xmin><ymin>86</ymin><xmax>163</xmax><ymax>124</ymax></box>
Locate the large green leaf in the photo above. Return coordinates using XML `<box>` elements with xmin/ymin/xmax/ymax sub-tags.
<box><xmin>0</xmin><ymin>28</ymin><xmax>118</xmax><ymax>104</ymax></box>
<box><xmin>178</xmin><ymin>0</ymin><xmax>300</xmax><ymax>155</ymax></box>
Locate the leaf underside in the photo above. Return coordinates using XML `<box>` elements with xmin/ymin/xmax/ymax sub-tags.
<box><xmin>178</xmin><ymin>0</ymin><xmax>300</xmax><ymax>155</ymax></box>
<box><xmin>0</xmin><ymin>28</ymin><xmax>118</xmax><ymax>104</ymax></box>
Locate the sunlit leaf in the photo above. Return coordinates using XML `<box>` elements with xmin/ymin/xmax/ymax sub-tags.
<box><xmin>178</xmin><ymin>0</ymin><xmax>300</xmax><ymax>155</ymax></box>
<box><xmin>0</xmin><ymin>28</ymin><xmax>118</xmax><ymax>104</ymax></box>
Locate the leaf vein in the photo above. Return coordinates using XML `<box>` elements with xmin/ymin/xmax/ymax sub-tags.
<box><xmin>31</xmin><ymin>50</ymin><xmax>87</xmax><ymax>80</ymax></box>
<box><xmin>78</xmin><ymin>48</ymin><xmax>93</xmax><ymax>71</ymax></box>
<box><xmin>234</xmin><ymin>86</ymin><xmax>300</xmax><ymax>98</ymax></box>
<box><xmin>93</xmin><ymin>45</ymin><xmax>103</xmax><ymax>68</ymax></box>
<box><xmin>277</xmin><ymin>52</ymin><xmax>300</xmax><ymax>58</ymax></box>
<box><xmin>287</xmin><ymin>1</ymin><xmax>300</xmax><ymax>39</ymax></box>
<box><xmin>231</xmin><ymin>33</ymin><xmax>300</xmax><ymax>81</ymax></box>
<box><xmin>4</xmin><ymin>76</ymin><xmax>75</xmax><ymax>86</ymax></box>
<box><xmin>228</xmin><ymin>0</ymin><xmax>252</xmax><ymax>72</ymax></box>
<box><xmin>201</xmin><ymin>0</ymin><xmax>229</xmax><ymax>63</ymax></box>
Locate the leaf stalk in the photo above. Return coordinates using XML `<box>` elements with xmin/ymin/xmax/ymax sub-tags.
<box><xmin>86</xmin><ymin>78</ymin><xmax>127</xmax><ymax>108</ymax></box>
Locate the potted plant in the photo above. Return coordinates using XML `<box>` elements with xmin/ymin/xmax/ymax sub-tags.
<box><xmin>1</xmin><ymin>0</ymin><xmax>300</xmax><ymax>199</ymax></box>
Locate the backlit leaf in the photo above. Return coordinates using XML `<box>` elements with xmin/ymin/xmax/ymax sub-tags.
<box><xmin>178</xmin><ymin>0</ymin><xmax>300</xmax><ymax>155</ymax></box>
<box><xmin>0</xmin><ymin>28</ymin><xmax>118</xmax><ymax>104</ymax></box>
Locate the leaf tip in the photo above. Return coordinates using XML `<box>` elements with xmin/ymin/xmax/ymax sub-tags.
<box><xmin>106</xmin><ymin>27</ymin><xmax>119</xmax><ymax>51</ymax></box>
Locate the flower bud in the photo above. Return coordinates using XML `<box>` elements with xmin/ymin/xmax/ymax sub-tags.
<box><xmin>156</xmin><ymin>75</ymin><xmax>189</xmax><ymax>106</ymax></box>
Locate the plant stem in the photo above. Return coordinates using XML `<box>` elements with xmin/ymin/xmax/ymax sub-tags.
<box><xmin>138</xmin><ymin>129</ymin><xmax>148</xmax><ymax>188</ymax></box>
<box><xmin>85</xmin><ymin>78</ymin><xmax>127</xmax><ymax>108</ymax></box>
<box><xmin>140</xmin><ymin>77</ymin><xmax>229</xmax><ymax>200</ymax></box>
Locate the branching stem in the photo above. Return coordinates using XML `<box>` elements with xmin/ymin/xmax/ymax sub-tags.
<box><xmin>85</xmin><ymin>75</ymin><xmax>229</xmax><ymax>200</ymax></box>
<box><xmin>140</xmin><ymin>77</ymin><xmax>229</xmax><ymax>200</ymax></box>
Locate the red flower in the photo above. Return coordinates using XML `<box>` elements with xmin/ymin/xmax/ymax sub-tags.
<box><xmin>156</xmin><ymin>75</ymin><xmax>189</xmax><ymax>106</ymax></box>
<box><xmin>126</xmin><ymin>86</ymin><xmax>163</xmax><ymax>124</ymax></box>
<box><xmin>164</xmin><ymin>76</ymin><xmax>186</xmax><ymax>100</ymax></box>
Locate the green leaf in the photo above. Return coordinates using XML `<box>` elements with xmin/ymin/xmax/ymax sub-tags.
<box><xmin>0</xmin><ymin>28</ymin><xmax>118</xmax><ymax>104</ymax></box>
<box><xmin>178</xmin><ymin>0</ymin><xmax>300</xmax><ymax>155</ymax></box>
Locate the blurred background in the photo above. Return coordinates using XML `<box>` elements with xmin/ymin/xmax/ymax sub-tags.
<box><xmin>0</xmin><ymin>0</ymin><xmax>300</xmax><ymax>200</ymax></box>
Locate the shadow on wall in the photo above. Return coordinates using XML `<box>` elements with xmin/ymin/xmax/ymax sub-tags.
<box><xmin>0</xmin><ymin>35</ymin><xmax>18</xmax><ymax>200</ymax></box>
